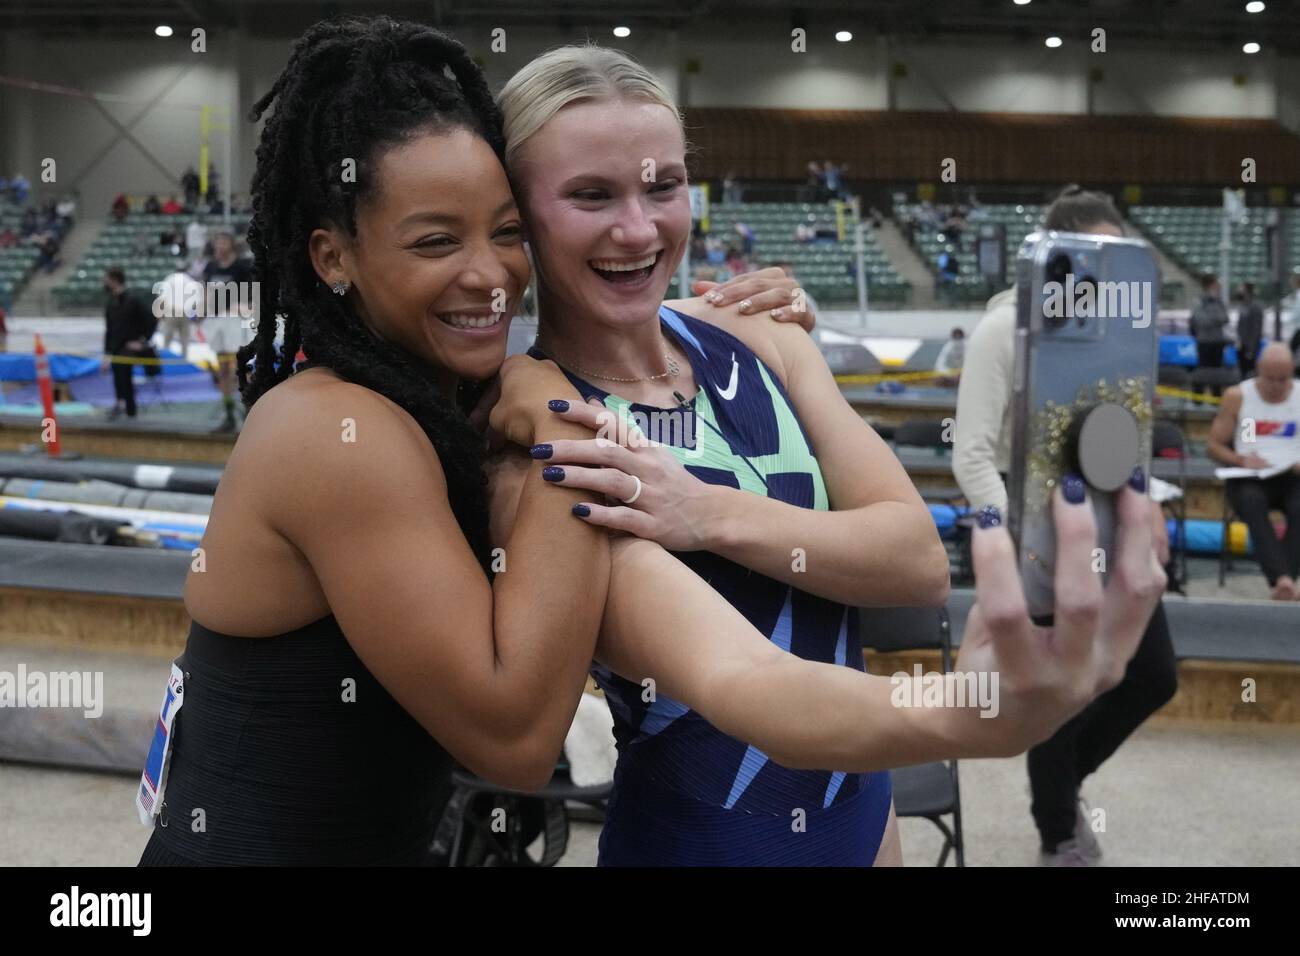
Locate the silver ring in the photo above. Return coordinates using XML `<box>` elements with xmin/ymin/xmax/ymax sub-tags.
<box><xmin>620</xmin><ymin>474</ymin><xmax>643</xmax><ymax>505</ymax></box>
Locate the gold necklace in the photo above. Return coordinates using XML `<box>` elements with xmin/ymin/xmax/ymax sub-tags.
<box><xmin>539</xmin><ymin>343</ymin><xmax>681</xmax><ymax>384</ymax></box>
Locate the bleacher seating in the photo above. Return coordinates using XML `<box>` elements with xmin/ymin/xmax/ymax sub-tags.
<box><xmin>896</xmin><ymin>202</ymin><xmax>1043</xmax><ymax>305</ymax></box>
<box><xmin>53</xmin><ymin>212</ymin><xmax>252</xmax><ymax>309</ymax></box>
<box><xmin>1129</xmin><ymin>206</ymin><xmax>1300</xmax><ymax>296</ymax></box>
<box><xmin>705</xmin><ymin>202</ymin><xmax>911</xmax><ymax>305</ymax></box>
<box><xmin>0</xmin><ymin>202</ymin><xmax>43</xmax><ymax>309</ymax></box>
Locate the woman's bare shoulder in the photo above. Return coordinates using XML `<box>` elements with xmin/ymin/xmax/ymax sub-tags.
<box><xmin>233</xmin><ymin>368</ymin><xmax>447</xmax><ymax>511</ymax></box>
<box><xmin>663</xmin><ymin>296</ymin><xmax>788</xmax><ymax>379</ymax></box>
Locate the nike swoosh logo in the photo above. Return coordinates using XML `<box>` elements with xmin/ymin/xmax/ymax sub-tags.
<box><xmin>715</xmin><ymin>352</ymin><xmax>739</xmax><ymax>401</ymax></box>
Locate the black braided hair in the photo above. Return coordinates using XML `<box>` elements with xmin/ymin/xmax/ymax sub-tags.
<box><xmin>240</xmin><ymin>16</ymin><xmax>505</xmax><ymax>571</ymax></box>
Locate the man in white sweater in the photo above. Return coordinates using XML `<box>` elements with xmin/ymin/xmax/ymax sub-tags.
<box><xmin>951</xmin><ymin>186</ymin><xmax>1177</xmax><ymax>866</ymax></box>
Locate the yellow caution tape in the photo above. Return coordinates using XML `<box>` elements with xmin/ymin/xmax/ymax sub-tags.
<box><xmin>833</xmin><ymin>372</ymin><xmax>1225</xmax><ymax>406</ymax></box>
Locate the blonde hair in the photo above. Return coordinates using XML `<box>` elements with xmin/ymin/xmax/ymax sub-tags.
<box><xmin>496</xmin><ymin>45</ymin><xmax>682</xmax><ymax>183</ymax></box>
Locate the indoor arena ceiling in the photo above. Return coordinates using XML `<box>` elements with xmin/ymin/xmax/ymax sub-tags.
<box><xmin>1</xmin><ymin>0</ymin><xmax>1298</xmax><ymax>54</ymax></box>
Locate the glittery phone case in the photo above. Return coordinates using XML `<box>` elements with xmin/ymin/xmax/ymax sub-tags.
<box><xmin>1008</xmin><ymin>231</ymin><xmax>1160</xmax><ymax>619</ymax></box>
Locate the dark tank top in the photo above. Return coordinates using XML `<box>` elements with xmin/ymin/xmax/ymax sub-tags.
<box><xmin>139</xmin><ymin>614</ymin><xmax>453</xmax><ymax>866</ymax></box>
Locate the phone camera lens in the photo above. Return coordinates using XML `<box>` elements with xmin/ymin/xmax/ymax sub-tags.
<box><xmin>1044</xmin><ymin>253</ymin><xmax>1072</xmax><ymax>329</ymax></box>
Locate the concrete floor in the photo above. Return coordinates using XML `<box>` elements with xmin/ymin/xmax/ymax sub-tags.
<box><xmin>3</xmin><ymin>720</ymin><xmax>1295</xmax><ymax>867</ymax></box>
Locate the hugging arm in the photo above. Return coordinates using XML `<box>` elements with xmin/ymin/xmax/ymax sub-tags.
<box><xmin>271</xmin><ymin>374</ymin><xmax>608</xmax><ymax>792</ymax></box>
<box><xmin>490</xmin><ymin>448</ymin><xmax>1163</xmax><ymax>772</ymax></box>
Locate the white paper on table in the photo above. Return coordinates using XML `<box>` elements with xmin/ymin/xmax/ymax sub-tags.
<box><xmin>1214</xmin><ymin>462</ymin><xmax>1295</xmax><ymax>480</ymax></box>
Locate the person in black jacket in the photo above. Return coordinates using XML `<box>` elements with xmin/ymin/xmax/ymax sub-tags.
<box><xmin>1236</xmin><ymin>282</ymin><xmax>1264</xmax><ymax>380</ymax></box>
<box><xmin>102</xmin><ymin>266</ymin><xmax>155</xmax><ymax>419</ymax></box>
<box><xmin>1190</xmin><ymin>273</ymin><xmax>1230</xmax><ymax>400</ymax></box>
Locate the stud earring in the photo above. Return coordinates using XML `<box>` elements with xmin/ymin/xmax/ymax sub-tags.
<box><xmin>331</xmin><ymin>280</ymin><xmax>349</xmax><ymax>296</ymax></box>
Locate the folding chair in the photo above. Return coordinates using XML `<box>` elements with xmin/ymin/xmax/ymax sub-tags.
<box><xmin>859</xmin><ymin>604</ymin><xmax>966</xmax><ymax>866</ymax></box>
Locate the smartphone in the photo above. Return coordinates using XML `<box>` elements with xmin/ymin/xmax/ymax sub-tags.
<box><xmin>1008</xmin><ymin>231</ymin><xmax>1160</xmax><ymax>620</ymax></box>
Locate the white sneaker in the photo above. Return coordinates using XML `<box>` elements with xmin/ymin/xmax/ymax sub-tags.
<box><xmin>1074</xmin><ymin>796</ymin><xmax>1103</xmax><ymax>862</ymax></box>
<box><xmin>1039</xmin><ymin>838</ymin><xmax>1093</xmax><ymax>867</ymax></box>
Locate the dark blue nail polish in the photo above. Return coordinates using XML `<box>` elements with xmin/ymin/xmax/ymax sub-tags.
<box><xmin>572</xmin><ymin>503</ymin><xmax>590</xmax><ymax>517</ymax></box>
<box><xmin>542</xmin><ymin>466</ymin><xmax>565</xmax><ymax>482</ymax></box>
<box><xmin>530</xmin><ymin>443</ymin><xmax>553</xmax><ymax>460</ymax></box>
<box><xmin>548</xmin><ymin>399</ymin><xmax>569</xmax><ymax>413</ymax></box>
<box><xmin>977</xmin><ymin>504</ymin><xmax>1001</xmax><ymax>529</ymax></box>
<box><xmin>1062</xmin><ymin>472</ymin><xmax>1086</xmax><ymax>504</ymax></box>
<box><xmin>1128</xmin><ymin>466</ymin><xmax>1147</xmax><ymax>493</ymax></box>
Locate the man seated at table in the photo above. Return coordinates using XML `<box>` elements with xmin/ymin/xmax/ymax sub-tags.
<box><xmin>1206</xmin><ymin>343</ymin><xmax>1300</xmax><ymax>600</ymax></box>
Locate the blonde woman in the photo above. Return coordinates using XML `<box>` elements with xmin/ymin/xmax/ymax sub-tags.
<box><xmin>487</xmin><ymin>46</ymin><xmax>1165</xmax><ymax>865</ymax></box>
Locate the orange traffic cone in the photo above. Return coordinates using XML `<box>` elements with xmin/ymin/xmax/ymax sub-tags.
<box><xmin>33</xmin><ymin>333</ymin><xmax>61</xmax><ymax>457</ymax></box>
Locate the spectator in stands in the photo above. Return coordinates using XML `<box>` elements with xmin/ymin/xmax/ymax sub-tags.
<box><xmin>704</xmin><ymin>235</ymin><xmax>726</xmax><ymax>265</ymax></box>
<box><xmin>201</xmin><ymin>228</ymin><xmax>255</xmax><ymax>432</ymax></box>
<box><xmin>161</xmin><ymin>194</ymin><xmax>184</xmax><ymax>215</ymax></box>
<box><xmin>1286</xmin><ymin>274</ymin><xmax>1300</xmax><ymax>374</ymax></box>
<box><xmin>111</xmin><ymin>194</ymin><xmax>130</xmax><ymax>222</ymax></box>
<box><xmin>823</xmin><ymin>160</ymin><xmax>848</xmax><ymax>200</ymax></box>
<box><xmin>158</xmin><ymin>226</ymin><xmax>182</xmax><ymax>255</ymax></box>
<box><xmin>943</xmin><ymin>207</ymin><xmax>966</xmax><ymax>244</ymax></box>
<box><xmin>33</xmin><ymin>230</ymin><xmax>60</xmax><ymax>273</ymax></box>
<box><xmin>1190</xmin><ymin>273</ymin><xmax>1230</xmax><ymax>398</ymax></box>
<box><xmin>724</xmin><ymin>245</ymin><xmax>747</xmax><ymax>279</ymax></box>
<box><xmin>914</xmin><ymin>199</ymin><xmax>933</xmax><ymax>227</ymax></box>
<box><xmin>936</xmin><ymin>248</ymin><xmax>960</xmax><ymax>304</ymax></box>
<box><xmin>186</xmin><ymin>218</ymin><xmax>210</xmax><ymax>263</ymax></box>
<box><xmin>181</xmin><ymin>166</ymin><xmax>201</xmax><ymax>207</ymax></box>
<box><xmin>1236</xmin><ymin>282</ymin><xmax>1264</xmax><ymax>380</ymax></box>
<box><xmin>0</xmin><ymin>226</ymin><xmax>17</xmax><ymax>248</ymax></box>
<box><xmin>795</xmin><ymin>221</ymin><xmax>815</xmax><ymax>243</ymax></box>
<box><xmin>952</xmin><ymin>184</ymin><xmax>1177</xmax><ymax>866</ymax></box>
<box><xmin>55</xmin><ymin>195</ymin><xmax>76</xmax><ymax>231</ymax></box>
<box><xmin>154</xmin><ymin>258</ymin><xmax>203</xmax><ymax>358</ymax></box>
<box><xmin>20</xmin><ymin>206</ymin><xmax>38</xmax><ymax>236</ymax></box>
<box><xmin>10</xmin><ymin>173</ymin><xmax>30</xmax><ymax>204</ymax></box>
<box><xmin>867</xmin><ymin>206</ymin><xmax>884</xmax><ymax>229</ymax></box>
<box><xmin>206</xmin><ymin>163</ymin><xmax>220</xmax><ymax>203</ymax></box>
<box><xmin>806</xmin><ymin>160</ymin><xmax>826</xmax><ymax>201</ymax></box>
<box><xmin>144</xmin><ymin>194</ymin><xmax>162</xmax><ymax>215</ymax></box>
<box><xmin>38</xmin><ymin>201</ymin><xmax>64</xmax><ymax>241</ymax></box>
<box><xmin>733</xmin><ymin>221</ymin><xmax>754</xmax><ymax>256</ymax></box>
<box><xmin>722</xmin><ymin>170</ymin><xmax>742</xmax><ymax>204</ymax></box>
<box><xmin>933</xmin><ymin>327</ymin><xmax>965</xmax><ymax>387</ymax></box>
<box><xmin>102</xmin><ymin>266</ymin><xmax>155</xmax><ymax>420</ymax></box>
<box><xmin>1206</xmin><ymin>343</ymin><xmax>1300</xmax><ymax>601</ymax></box>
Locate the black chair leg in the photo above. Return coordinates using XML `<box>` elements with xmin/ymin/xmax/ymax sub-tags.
<box><xmin>951</xmin><ymin>762</ymin><xmax>966</xmax><ymax>867</ymax></box>
<box><xmin>927</xmin><ymin>816</ymin><xmax>956</xmax><ymax>867</ymax></box>
<box><xmin>1220</xmin><ymin>500</ymin><xmax>1237</xmax><ymax>588</ymax></box>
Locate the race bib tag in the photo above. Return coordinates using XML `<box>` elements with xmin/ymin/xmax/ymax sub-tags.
<box><xmin>136</xmin><ymin>661</ymin><xmax>185</xmax><ymax>826</ymax></box>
